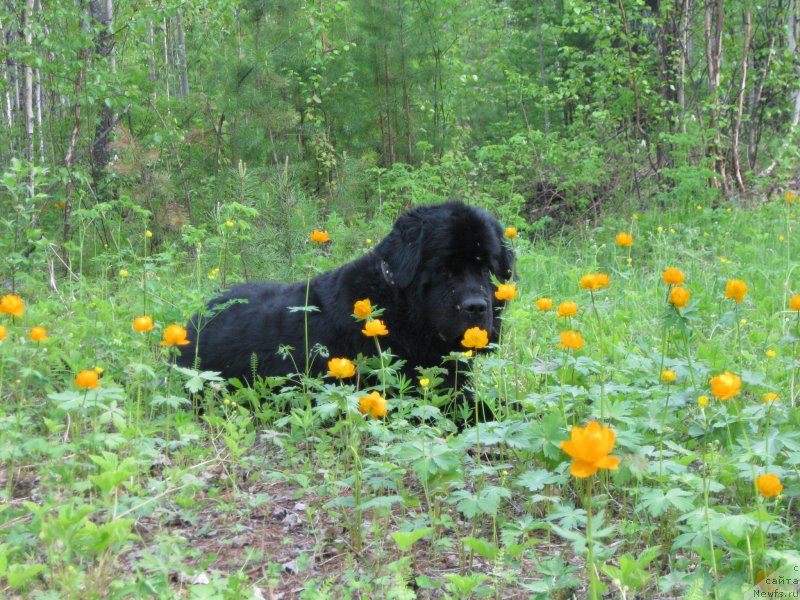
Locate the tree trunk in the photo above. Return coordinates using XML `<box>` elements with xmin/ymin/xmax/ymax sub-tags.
<box><xmin>382</xmin><ymin>0</ymin><xmax>395</xmax><ymax>165</ymax></box>
<box><xmin>397</xmin><ymin>0</ymin><xmax>413</xmax><ymax>162</ymax></box>
<box><xmin>90</xmin><ymin>0</ymin><xmax>114</xmax><ymax>195</ymax></box>
<box><xmin>731</xmin><ymin>8</ymin><xmax>751</xmax><ymax>192</ymax></box>
<box><xmin>23</xmin><ymin>0</ymin><xmax>35</xmax><ymax>175</ymax></box>
<box><xmin>176</xmin><ymin>11</ymin><xmax>189</xmax><ymax>98</ymax></box>
<box><xmin>676</xmin><ymin>0</ymin><xmax>690</xmax><ymax>134</ymax></box>
<box><xmin>704</xmin><ymin>0</ymin><xmax>726</xmax><ymax>192</ymax></box>
<box><xmin>747</xmin><ymin>4</ymin><xmax>782</xmax><ymax>169</ymax></box>
<box><xmin>536</xmin><ymin>0</ymin><xmax>549</xmax><ymax>135</ymax></box>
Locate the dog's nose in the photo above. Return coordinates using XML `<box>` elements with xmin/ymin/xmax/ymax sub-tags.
<box><xmin>462</xmin><ymin>297</ymin><xmax>488</xmax><ymax>317</ymax></box>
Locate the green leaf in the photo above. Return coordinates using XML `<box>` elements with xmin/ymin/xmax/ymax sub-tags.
<box><xmin>391</xmin><ymin>527</ymin><xmax>434</xmax><ymax>552</ymax></box>
<box><xmin>462</xmin><ymin>536</ymin><xmax>498</xmax><ymax>560</ymax></box>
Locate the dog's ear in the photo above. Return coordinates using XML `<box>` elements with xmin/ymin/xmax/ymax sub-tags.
<box><xmin>377</xmin><ymin>212</ymin><xmax>424</xmax><ymax>288</ymax></box>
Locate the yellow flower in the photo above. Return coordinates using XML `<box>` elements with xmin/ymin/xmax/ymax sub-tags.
<box><xmin>504</xmin><ymin>226</ymin><xmax>518</xmax><ymax>239</ymax></box>
<box><xmin>462</xmin><ymin>350</ymin><xmax>473</xmax><ymax>357</ymax></box>
<box><xmin>615</xmin><ymin>232</ymin><xmax>633</xmax><ymax>247</ymax></box>
<box><xmin>557</xmin><ymin>330</ymin><xmax>585</xmax><ymax>350</ymax></box>
<box><xmin>160</xmin><ymin>324</ymin><xmax>191</xmax><ymax>346</ymax></box>
<box><xmin>0</xmin><ymin>325</ymin><xmax>6</xmax><ymax>341</ymax></box>
<box><xmin>560</xmin><ymin>421</ymin><xmax>621</xmax><ymax>478</ymax></box>
<box><xmin>766</xmin><ymin>349</ymin><xmax>777</xmax><ymax>358</ymax></box>
<box><xmin>494</xmin><ymin>283</ymin><xmax>519</xmax><ymax>301</ymax></box>
<box><xmin>756</xmin><ymin>473</ymin><xmax>783</xmax><ymax>498</ymax></box>
<box><xmin>696</xmin><ymin>204</ymin><xmax>702</xmax><ymax>210</ymax></box>
<box><xmin>779</xmin><ymin>235</ymin><xmax>785</xmax><ymax>242</ymax></box>
<box><xmin>310</xmin><ymin>229</ymin><xmax>330</xmax><ymax>243</ymax></box>
<box><xmin>697</xmin><ymin>395</ymin><xmax>709</xmax><ymax>407</ymax></box>
<box><xmin>29</xmin><ymin>326</ymin><xmax>48</xmax><ymax>342</ymax></box>
<box><xmin>724</xmin><ymin>279</ymin><xmax>748</xmax><ymax>303</ymax></box>
<box><xmin>75</xmin><ymin>369</ymin><xmax>100</xmax><ymax>389</ymax></box>
<box><xmin>145</xmin><ymin>230</ymin><xmax>153</xmax><ymax>238</ymax></box>
<box><xmin>556</xmin><ymin>301</ymin><xmax>578</xmax><ymax>318</ymax></box>
<box><xmin>366</xmin><ymin>238</ymin><xmax>373</xmax><ymax>246</ymax></box>
<box><xmin>786</xmin><ymin>192</ymin><xmax>797</xmax><ymax>203</ymax></box>
<box><xmin>133</xmin><ymin>316</ymin><xmax>154</xmax><ymax>333</ymax></box>
<box><xmin>740</xmin><ymin>318</ymin><xmax>747</xmax><ymax>326</ymax></box>
<box><xmin>762</xmin><ymin>392</ymin><xmax>780</xmax><ymax>403</ymax></box>
<box><xmin>789</xmin><ymin>294</ymin><xmax>800</xmax><ymax>311</ymax></box>
<box><xmin>709</xmin><ymin>371</ymin><xmax>742</xmax><ymax>400</ymax></box>
<box><xmin>419</xmin><ymin>378</ymin><xmax>430</xmax><ymax>388</ymax></box>
<box><xmin>353</xmin><ymin>299</ymin><xmax>372</xmax><ymax>320</ymax></box>
<box><xmin>358</xmin><ymin>390</ymin><xmax>388</xmax><ymax>419</ymax></box>
<box><xmin>657</xmin><ymin>226</ymin><xmax>664</xmax><ymax>233</ymax></box>
<box><xmin>362</xmin><ymin>319</ymin><xmax>389</xmax><ymax>337</ymax></box>
<box><xmin>119</xmin><ymin>269</ymin><xmax>129</xmax><ymax>277</ymax></box>
<box><xmin>580</xmin><ymin>273</ymin><xmax>611</xmax><ymax>291</ymax></box>
<box><xmin>535</xmin><ymin>297</ymin><xmax>553</xmax><ymax>311</ymax></box>
<box><xmin>461</xmin><ymin>327</ymin><xmax>489</xmax><ymax>349</ymax></box>
<box><xmin>661</xmin><ymin>267</ymin><xmax>684</xmax><ymax>286</ymax></box>
<box><xmin>660</xmin><ymin>369</ymin><xmax>677</xmax><ymax>383</ymax></box>
<box><xmin>225</xmin><ymin>220</ymin><xmax>234</xmax><ymax>228</ymax></box>
<box><xmin>94</xmin><ymin>366</ymin><xmax>104</xmax><ymax>374</ymax></box>
<box><xmin>327</xmin><ymin>357</ymin><xmax>356</xmax><ymax>379</ymax></box>
<box><xmin>669</xmin><ymin>286</ymin><xmax>691</xmax><ymax>308</ymax></box>
<box><xmin>0</xmin><ymin>294</ymin><xmax>25</xmax><ymax>317</ymax></box>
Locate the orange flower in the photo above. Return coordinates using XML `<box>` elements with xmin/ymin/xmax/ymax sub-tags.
<box><xmin>29</xmin><ymin>326</ymin><xmax>48</xmax><ymax>342</ymax></box>
<box><xmin>362</xmin><ymin>319</ymin><xmax>389</xmax><ymax>337</ymax></box>
<box><xmin>756</xmin><ymin>473</ymin><xmax>783</xmax><ymax>498</ymax></box>
<box><xmin>789</xmin><ymin>294</ymin><xmax>800</xmax><ymax>311</ymax></box>
<box><xmin>358</xmin><ymin>390</ymin><xmax>388</xmax><ymax>419</ymax></box>
<box><xmin>353</xmin><ymin>299</ymin><xmax>372</xmax><ymax>319</ymax></box>
<box><xmin>661</xmin><ymin>267</ymin><xmax>684</xmax><ymax>285</ymax></box>
<box><xmin>504</xmin><ymin>227</ymin><xmax>518</xmax><ymax>239</ymax></box>
<box><xmin>669</xmin><ymin>286</ymin><xmax>691</xmax><ymax>308</ymax></box>
<box><xmin>615</xmin><ymin>232</ymin><xmax>633</xmax><ymax>247</ymax></box>
<box><xmin>560</xmin><ymin>421</ymin><xmax>621</xmax><ymax>478</ymax></box>
<box><xmin>762</xmin><ymin>392</ymin><xmax>780</xmax><ymax>403</ymax></box>
<box><xmin>310</xmin><ymin>229</ymin><xmax>330</xmax><ymax>243</ymax></box>
<box><xmin>0</xmin><ymin>324</ymin><xmax>6</xmax><ymax>341</ymax></box>
<box><xmin>327</xmin><ymin>357</ymin><xmax>356</xmax><ymax>379</ymax></box>
<box><xmin>133</xmin><ymin>316</ymin><xmax>154</xmax><ymax>333</ymax></box>
<box><xmin>461</xmin><ymin>327</ymin><xmax>489</xmax><ymax>349</ymax></box>
<box><xmin>160</xmin><ymin>324</ymin><xmax>191</xmax><ymax>346</ymax></box>
<box><xmin>494</xmin><ymin>283</ymin><xmax>518</xmax><ymax>301</ymax></box>
<box><xmin>0</xmin><ymin>294</ymin><xmax>24</xmax><ymax>317</ymax></box>
<box><xmin>75</xmin><ymin>369</ymin><xmax>100</xmax><ymax>389</ymax></box>
<box><xmin>709</xmin><ymin>371</ymin><xmax>741</xmax><ymax>400</ymax></box>
<box><xmin>660</xmin><ymin>369</ymin><xmax>677</xmax><ymax>383</ymax></box>
<box><xmin>786</xmin><ymin>192</ymin><xmax>797</xmax><ymax>204</ymax></box>
<box><xmin>556</xmin><ymin>301</ymin><xmax>578</xmax><ymax>318</ymax></box>
<box><xmin>580</xmin><ymin>273</ymin><xmax>610</xmax><ymax>291</ymax></box>
<box><xmin>557</xmin><ymin>330</ymin><xmax>585</xmax><ymax>350</ymax></box>
<box><xmin>724</xmin><ymin>279</ymin><xmax>748</xmax><ymax>303</ymax></box>
<box><xmin>535</xmin><ymin>297</ymin><xmax>553</xmax><ymax>311</ymax></box>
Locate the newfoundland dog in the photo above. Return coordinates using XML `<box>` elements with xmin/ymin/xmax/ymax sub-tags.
<box><xmin>177</xmin><ymin>202</ymin><xmax>514</xmax><ymax>417</ymax></box>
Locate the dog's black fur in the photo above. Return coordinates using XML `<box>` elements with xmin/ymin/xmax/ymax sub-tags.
<box><xmin>177</xmin><ymin>202</ymin><xmax>514</xmax><ymax>416</ymax></box>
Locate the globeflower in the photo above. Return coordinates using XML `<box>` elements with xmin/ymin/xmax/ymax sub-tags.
<box><xmin>580</xmin><ymin>273</ymin><xmax>610</xmax><ymax>291</ymax></box>
<box><xmin>615</xmin><ymin>232</ymin><xmax>633</xmax><ymax>247</ymax></box>
<box><xmin>160</xmin><ymin>324</ymin><xmax>191</xmax><ymax>346</ymax></box>
<box><xmin>660</xmin><ymin>369</ymin><xmax>677</xmax><ymax>383</ymax></box>
<box><xmin>709</xmin><ymin>371</ymin><xmax>741</xmax><ymax>400</ymax></box>
<box><xmin>327</xmin><ymin>357</ymin><xmax>355</xmax><ymax>379</ymax></box>
<box><xmin>661</xmin><ymin>267</ymin><xmax>684</xmax><ymax>286</ymax></box>
<box><xmin>353</xmin><ymin>299</ymin><xmax>372</xmax><ymax>319</ymax></box>
<box><xmin>557</xmin><ymin>301</ymin><xmax>578</xmax><ymax>318</ymax></box>
<box><xmin>762</xmin><ymin>392</ymin><xmax>780</xmax><ymax>403</ymax></box>
<box><xmin>697</xmin><ymin>395</ymin><xmax>709</xmax><ymax>407</ymax></box>
<box><xmin>557</xmin><ymin>330</ymin><xmax>585</xmax><ymax>350</ymax></box>
<box><xmin>756</xmin><ymin>473</ymin><xmax>783</xmax><ymax>498</ymax></box>
<box><xmin>0</xmin><ymin>325</ymin><xmax>6</xmax><ymax>341</ymax></box>
<box><xmin>724</xmin><ymin>279</ymin><xmax>748</xmax><ymax>303</ymax></box>
<box><xmin>789</xmin><ymin>294</ymin><xmax>800</xmax><ymax>311</ymax></box>
<box><xmin>358</xmin><ymin>391</ymin><xmax>388</xmax><ymax>419</ymax></box>
<box><xmin>362</xmin><ymin>319</ymin><xmax>389</xmax><ymax>337</ymax></box>
<box><xmin>461</xmin><ymin>327</ymin><xmax>489</xmax><ymax>349</ymax></box>
<box><xmin>29</xmin><ymin>326</ymin><xmax>48</xmax><ymax>342</ymax></box>
<box><xmin>668</xmin><ymin>286</ymin><xmax>691</xmax><ymax>308</ymax></box>
<box><xmin>133</xmin><ymin>316</ymin><xmax>154</xmax><ymax>333</ymax></box>
<box><xmin>535</xmin><ymin>297</ymin><xmax>553</xmax><ymax>311</ymax></box>
<box><xmin>560</xmin><ymin>421</ymin><xmax>620</xmax><ymax>478</ymax></box>
<box><xmin>310</xmin><ymin>229</ymin><xmax>330</xmax><ymax>243</ymax></box>
<box><xmin>0</xmin><ymin>294</ymin><xmax>24</xmax><ymax>317</ymax></box>
<box><xmin>494</xmin><ymin>283</ymin><xmax>518</xmax><ymax>301</ymax></box>
<box><xmin>504</xmin><ymin>227</ymin><xmax>518</xmax><ymax>239</ymax></box>
<box><xmin>419</xmin><ymin>378</ymin><xmax>430</xmax><ymax>388</ymax></box>
<box><xmin>75</xmin><ymin>369</ymin><xmax>100</xmax><ymax>389</ymax></box>
<box><xmin>786</xmin><ymin>192</ymin><xmax>797</xmax><ymax>204</ymax></box>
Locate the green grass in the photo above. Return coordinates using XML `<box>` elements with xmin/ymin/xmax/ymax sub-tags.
<box><xmin>0</xmin><ymin>192</ymin><xmax>798</xmax><ymax>599</ymax></box>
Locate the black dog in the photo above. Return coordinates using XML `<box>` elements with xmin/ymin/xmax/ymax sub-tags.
<box><xmin>178</xmin><ymin>202</ymin><xmax>514</xmax><ymax>419</ymax></box>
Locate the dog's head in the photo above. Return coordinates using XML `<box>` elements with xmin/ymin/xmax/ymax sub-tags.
<box><xmin>377</xmin><ymin>202</ymin><xmax>515</xmax><ymax>349</ymax></box>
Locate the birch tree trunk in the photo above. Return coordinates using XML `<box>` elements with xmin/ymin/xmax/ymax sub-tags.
<box><xmin>176</xmin><ymin>11</ymin><xmax>189</xmax><ymax>98</ymax></box>
<box><xmin>731</xmin><ymin>8</ymin><xmax>751</xmax><ymax>192</ymax></box>
<box><xmin>23</xmin><ymin>0</ymin><xmax>35</xmax><ymax>193</ymax></box>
